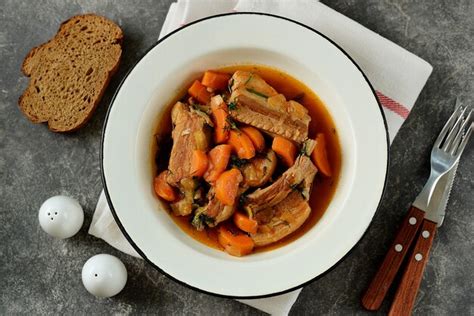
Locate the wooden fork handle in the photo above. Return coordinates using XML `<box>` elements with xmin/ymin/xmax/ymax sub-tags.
<box><xmin>389</xmin><ymin>219</ymin><xmax>437</xmax><ymax>316</ymax></box>
<box><xmin>361</xmin><ymin>206</ymin><xmax>425</xmax><ymax>311</ymax></box>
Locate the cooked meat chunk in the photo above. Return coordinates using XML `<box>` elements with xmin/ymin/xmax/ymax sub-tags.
<box><xmin>167</xmin><ymin>102</ymin><xmax>211</xmax><ymax>185</ymax></box>
<box><xmin>206</xmin><ymin>188</ymin><xmax>236</xmax><ymax>226</ymax></box>
<box><xmin>298</xmin><ymin>140</ymin><xmax>319</xmax><ymax>200</ymax></box>
<box><xmin>229</xmin><ymin>71</ymin><xmax>311</xmax><ymax>143</ymax></box>
<box><xmin>244</xmin><ymin>140</ymin><xmax>317</xmax><ymax>214</ymax></box>
<box><xmin>231</xmin><ymin>71</ymin><xmax>278</xmax><ymax>98</ymax></box>
<box><xmin>251</xmin><ymin>191</ymin><xmax>311</xmax><ymax>247</ymax></box>
<box><xmin>170</xmin><ymin>178</ymin><xmax>197</xmax><ymax>216</ymax></box>
<box><xmin>210</xmin><ymin>94</ymin><xmax>225</xmax><ymax>110</ymax></box>
<box><xmin>167</xmin><ymin>102</ymin><xmax>211</xmax><ymax>216</ymax></box>
<box><xmin>192</xmin><ymin>188</ymin><xmax>236</xmax><ymax>230</ymax></box>
<box><xmin>240</xmin><ymin>150</ymin><xmax>277</xmax><ymax>188</ymax></box>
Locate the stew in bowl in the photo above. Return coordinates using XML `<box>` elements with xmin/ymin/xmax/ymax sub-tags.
<box><xmin>153</xmin><ymin>65</ymin><xmax>341</xmax><ymax>257</ymax></box>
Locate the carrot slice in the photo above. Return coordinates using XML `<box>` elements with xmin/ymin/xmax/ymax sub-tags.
<box><xmin>311</xmin><ymin>133</ymin><xmax>332</xmax><ymax>176</ymax></box>
<box><xmin>153</xmin><ymin>171</ymin><xmax>177</xmax><ymax>202</ymax></box>
<box><xmin>228</xmin><ymin>130</ymin><xmax>256</xmax><ymax>160</ymax></box>
<box><xmin>241</xmin><ymin>126</ymin><xmax>265</xmax><ymax>152</ymax></box>
<box><xmin>201</xmin><ymin>71</ymin><xmax>231</xmax><ymax>91</ymax></box>
<box><xmin>211</xmin><ymin>100</ymin><xmax>229</xmax><ymax>143</ymax></box>
<box><xmin>190</xmin><ymin>150</ymin><xmax>209</xmax><ymax>177</ymax></box>
<box><xmin>188</xmin><ymin>80</ymin><xmax>211</xmax><ymax>104</ymax></box>
<box><xmin>204</xmin><ymin>144</ymin><xmax>232</xmax><ymax>183</ymax></box>
<box><xmin>215</xmin><ymin>168</ymin><xmax>243</xmax><ymax>206</ymax></box>
<box><xmin>272</xmin><ymin>136</ymin><xmax>297</xmax><ymax>167</ymax></box>
<box><xmin>217</xmin><ymin>224</ymin><xmax>255</xmax><ymax>257</ymax></box>
<box><xmin>233</xmin><ymin>212</ymin><xmax>258</xmax><ymax>234</ymax></box>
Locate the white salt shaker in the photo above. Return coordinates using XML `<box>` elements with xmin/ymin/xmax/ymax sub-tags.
<box><xmin>82</xmin><ymin>254</ymin><xmax>127</xmax><ymax>297</ymax></box>
<box><xmin>38</xmin><ymin>195</ymin><xmax>84</xmax><ymax>239</ymax></box>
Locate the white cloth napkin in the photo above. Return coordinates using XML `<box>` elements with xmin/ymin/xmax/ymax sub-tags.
<box><xmin>89</xmin><ymin>1</ymin><xmax>433</xmax><ymax>314</ymax></box>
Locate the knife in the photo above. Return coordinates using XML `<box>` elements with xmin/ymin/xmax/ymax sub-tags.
<box><xmin>361</xmin><ymin>172</ymin><xmax>457</xmax><ymax>312</ymax></box>
<box><xmin>428</xmin><ymin>161</ymin><xmax>458</xmax><ymax>227</ymax></box>
<box><xmin>362</xmin><ymin>100</ymin><xmax>472</xmax><ymax>313</ymax></box>
<box><xmin>385</xmin><ymin>162</ymin><xmax>459</xmax><ymax>316</ymax></box>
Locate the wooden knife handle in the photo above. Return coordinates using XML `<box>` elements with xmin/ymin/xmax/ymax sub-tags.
<box><xmin>361</xmin><ymin>206</ymin><xmax>425</xmax><ymax>311</ymax></box>
<box><xmin>388</xmin><ymin>219</ymin><xmax>437</xmax><ymax>316</ymax></box>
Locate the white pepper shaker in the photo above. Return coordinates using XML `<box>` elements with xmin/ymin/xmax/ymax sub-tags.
<box><xmin>82</xmin><ymin>254</ymin><xmax>127</xmax><ymax>297</ymax></box>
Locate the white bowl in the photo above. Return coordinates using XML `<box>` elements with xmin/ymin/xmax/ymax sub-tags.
<box><xmin>102</xmin><ymin>13</ymin><xmax>388</xmax><ymax>298</ymax></box>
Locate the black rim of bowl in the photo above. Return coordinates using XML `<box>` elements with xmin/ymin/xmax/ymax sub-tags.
<box><xmin>101</xmin><ymin>12</ymin><xmax>390</xmax><ymax>299</ymax></box>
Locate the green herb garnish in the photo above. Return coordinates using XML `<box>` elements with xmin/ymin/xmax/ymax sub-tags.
<box><xmin>246</xmin><ymin>88</ymin><xmax>268</xmax><ymax>99</ymax></box>
<box><xmin>230</xmin><ymin>155</ymin><xmax>249</xmax><ymax>168</ymax></box>
<box><xmin>228</xmin><ymin>101</ymin><xmax>238</xmax><ymax>111</ymax></box>
<box><xmin>299</xmin><ymin>140</ymin><xmax>312</xmax><ymax>157</ymax></box>
<box><xmin>244</xmin><ymin>74</ymin><xmax>253</xmax><ymax>85</ymax></box>
<box><xmin>290</xmin><ymin>183</ymin><xmax>300</xmax><ymax>191</ymax></box>
<box><xmin>299</xmin><ymin>143</ymin><xmax>308</xmax><ymax>156</ymax></box>
<box><xmin>290</xmin><ymin>182</ymin><xmax>302</xmax><ymax>192</ymax></box>
<box><xmin>191</xmin><ymin>103</ymin><xmax>203</xmax><ymax>112</ymax></box>
<box><xmin>239</xmin><ymin>193</ymin><xmax>248</xmax><ymax>207</ymax></box>
<box><xmin>191</xmin><ymin>211</ymin><xmax>215</xmax><ymax>230</ymax></box>
<box><xmin>224</xmin><ymin>116</ymin><xmax>239</xmax><ymax>131</ymax></box>
<box><xmin>290</xmin><ymin>182</ymin><xmax>307</xmax><ymax>199</ymax></box>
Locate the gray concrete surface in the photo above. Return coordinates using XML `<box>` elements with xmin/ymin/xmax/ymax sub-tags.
<box><xmin>1</xmin><ymin>0</ymin><xmax>473</xmax><ymax>315</ymax></box>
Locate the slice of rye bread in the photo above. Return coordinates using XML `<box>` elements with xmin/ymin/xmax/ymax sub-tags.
<box><xmin>19</xmin><ymin>14</ymin><xmax>123</xmax><ymax>132</ymax></box>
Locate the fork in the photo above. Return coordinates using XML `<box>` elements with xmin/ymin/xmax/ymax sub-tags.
<box><xmin>414</xmin><ymin>101</ymin><xmax>473</xmax><ymax>220</ymax></box>
<box><xmin>362</xmin><ymin>100</ymin><xmax>473</xmax><ymax>312</ymax></box>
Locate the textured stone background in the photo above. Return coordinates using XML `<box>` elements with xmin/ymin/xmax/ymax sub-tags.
<box><xmin>1</xmin><ymin>0</ymin><xmax>473</xmax><ymax>315</ymax></box>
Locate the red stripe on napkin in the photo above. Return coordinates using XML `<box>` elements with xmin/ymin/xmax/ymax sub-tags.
<box><xmin>376</xmin><ymin>91</ymin><xmax>410</xmax><ymax>119</ymax></box>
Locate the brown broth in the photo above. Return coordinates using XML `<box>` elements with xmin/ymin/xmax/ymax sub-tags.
<box><xmin>152</xmin><ymin>64</ymin><xmax>341</xmax><ymax>254</ymax></box>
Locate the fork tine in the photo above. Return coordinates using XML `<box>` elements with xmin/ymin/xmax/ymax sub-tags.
<box><xmin>454</xmin><ymin>123</ymin><xmax>473</xmax><ymax>157</ymax></box>
<box><xmin>434</xmin><ymin>104</ymin><xmax>464</xmax><ymax>148</ymax></box>
<box><xmin>450</xmin><ymin>107</ymin><xmax>472</xmax><ymax>154</ymax></box>
<box><xmin>441</xmin><ymin>106</ymin><xmax>469</xmax><ymax>151</ymax></box>
<box><xmin>454</xmin><ymin>97</ymin><xmax>462</xmax><ymax>110</ymax></box>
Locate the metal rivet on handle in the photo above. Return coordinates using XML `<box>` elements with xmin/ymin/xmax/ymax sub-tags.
<box><xmin>415</xmin><ymin>253</ymin><xmax>423</xmax><ymax>261</ymax></box>
<box><xmin>395</xmin><ymin>244</ymin><xmax>403</xmax><ymax>252</ymax></box>
<box><xmin>409</xmin><ymin>217</ymin><xmax>417</xmax><ymax>225</ymax></box>
<box><xmin>422</xmin><ymin>230</ymin><xmax>430</xmax><ymax>238</ymax></box>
